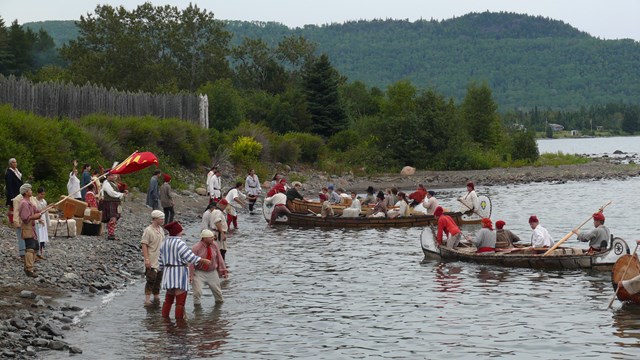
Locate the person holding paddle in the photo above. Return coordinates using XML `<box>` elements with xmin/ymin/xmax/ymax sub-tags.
<box><xmin>529</xmin><ymin>215</ymin><xmax>554</xmax><ymax>248</ymax></box>
<box><xmin>458</xmin><ymin>181</ymin><xmax>480</xmax><ymax>216</ymax></box>
<box><xmin>573</xmin><ymin>211</ymin><xmax>610</xmax><ymax>253</ymax></box>
<box><xmin>616</xmin><ymin>240</ymin><xmax>640</xmax><ymax>298</ymax></box>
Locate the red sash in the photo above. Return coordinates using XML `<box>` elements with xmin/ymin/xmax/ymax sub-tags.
<box><xmin>477</xmin><ymin>247</ymin><xmax>495</xmax><ymax>253</ymax></box>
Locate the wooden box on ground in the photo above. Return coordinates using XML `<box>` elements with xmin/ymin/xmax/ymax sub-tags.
<box><xmin>48</xmin><ymin>218</ymin><xmax>77</xmax><ymax>237</ymax></box>
<box><xmin>57</xmin><ymin>197</ymin><xmax>88</xmax><ymax>218</ymax></box>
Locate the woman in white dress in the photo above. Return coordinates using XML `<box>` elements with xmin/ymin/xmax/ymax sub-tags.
<box><xmin>342</xmin><ymin>192</ymin><xmax>361</xmax><ymax>218</ymax></box>
<box><xmin>35</xmin><ymin>187</ymin><xmax>50</xmax><ymax>259</ymax></box>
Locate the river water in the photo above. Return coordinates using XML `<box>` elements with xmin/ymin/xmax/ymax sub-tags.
<box><xmin>44</xmin><ymin>178</ymin><xmax>640</xmax><ymax>359</ymax></box>
<box><xmin>537</xmin><ymin>136</ymin><xmax>640</xmax><ymax>156</ymax></box>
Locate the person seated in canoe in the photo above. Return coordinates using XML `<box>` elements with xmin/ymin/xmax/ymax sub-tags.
<box><xmin>458</xmin><ymin>181</ymin><xmax>480</xmax><ymax>216</ymax></box>
<box><xmin>361</xmin><ymin>186</ymin><xmax>376</xmax><ymax>206</ymax></box>
<box><xmin>408</xmin><ymin>184</ymin><xmax>427</xmax><ymax>207</ymax></box>
<box><xmin>318</xmin><ymin>187</ymin><xmax>329</xmax><ymax>202</ymax></box>
<box><xmin>422</xmin><ymin>190</ymin><xmax>439</xmax><ymax>215</ymax></box>
<box><xmin>388</xmin><ymin>192</ymin><xmax>410</xmax><ymax>219</ymax></box>
<box><xmin>342</xmin><ymin>192</ymin><xmax>361</xmax><ymax>218</ymax></box>
<box><xmin>434</xmin><ymin>206</ymin><xmax>462</xmax><ymax>248</ymax></box>
<box><xmin>617</xmin><ymin>240</ymin><xmax>640</xmax><ymax>296</ymax></box>
<box><xmin>385</xmin><ymin>188</ymin><xmax>398</xmax><ymax>206</ymax></box>
<box><xmin>369</xmin><ymin>191</ymin><xmax>388</xmax><ymax>218</ymax></box>
<box><xmin>469</xmin><ymin>218</ymin><xmax>496</xmax><ymax>253</ymax></box>
<box><xmin>337</xmin><ymin>188</ymin><xmax>352</xmax><ymax>206</ymax></box>
<box><xmin>285</xmin><ymin>181</ymin><xmax>309</xmax><ymax>203</ymax></box>
<box><xmin>494</xmin><ymin>220</ymin><xmax>522</xmax><ymax>249</ymax></box>
<box><xmin>328</xmin><ymin>185</ymin><xmax>342</xmax><ymax>204</ymax></box>
<box><xmin>528</xmin><ymin>215</ymin><xmax>554</xmax><ymax>249</ymax></box>
<box><xmin>572</xmin><ymin>211</ymin><xmax>610</xmax><ymax>253</ymax></box>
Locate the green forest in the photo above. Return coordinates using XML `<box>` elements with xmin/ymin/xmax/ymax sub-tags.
<box><xmin>1</xmin><ymin>4</ymin><xmax>640</xmax><ymax>199</ymax></box>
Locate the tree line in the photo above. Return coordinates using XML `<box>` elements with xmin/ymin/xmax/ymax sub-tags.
<box><xmin>2</xmin><ymin>3</ymin><xmax>639</xmax><ymax>179</ymax></box>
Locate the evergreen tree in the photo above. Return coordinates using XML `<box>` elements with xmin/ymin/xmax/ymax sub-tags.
<box><xmin>303</xmin><ymin>54</ymin><xmax>347</xmax><ymax>138</ymax></box>
<box><xmin>621</xmin><ymin>108</ymin><xmax>639</xmax><ymax>134</ymax></box>
<box><xmin>460</xmin><ymin>83</ymin><xmax>501</xmax><ymax>149</ymax></box>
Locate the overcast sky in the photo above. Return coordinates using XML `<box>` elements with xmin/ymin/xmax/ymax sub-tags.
<box><xmin>2</xmin><ymin>0</ymin><xmax>639</xmax><ymax>41</ymax></box>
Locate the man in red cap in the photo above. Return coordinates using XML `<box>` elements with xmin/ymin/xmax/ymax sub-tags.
<box><xmin>159</xmin><ymin>173</ymin><xmax>174</xmax><ymax>225</ymax></box>
<box><xmin>158</xmin><ymin>221</ymin><xmax>211</xmax><ymax>320</ymax></box>
<box><xmin>573</xmin><ymin>212</ymin><xmax>610</xmax><ymax>253</ymax></box>
<box><xmin>469</xmin><ymin>218</ymin><xmax>496</xmax><ymax>253</ymax></box>
<box><xmin>265</xmin><ymin>186</ymin><xmax>291</xmax><ymax>225</ymax></box>
<box><xmin>495</xmin><ymin>220</ymin><xmax>521</xmax><ymax>249</ymax></box>
<box><xmin>434</xmin><ymin>206</ymin><xmax>462</xmax><ymax>248</ymax></box>
<box><xmin>529</xmin><ymin>215</ymin><xmax>554</xmax><ymax>248</ymax></box>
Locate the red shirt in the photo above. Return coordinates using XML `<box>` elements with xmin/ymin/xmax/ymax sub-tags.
<box><xmin>436</xmin><ymin>215</ymin><xmax>461</xmax><ymax>244</ymax></box>
<box><xmin>189</xmin><ymin>241</ymin><xmax>228</xmax><ymax>277</ymax></box>
<box><xmin>409</xmin><ymin>188</ymin><xmax>427</xmax><ymax>203</ymax></box>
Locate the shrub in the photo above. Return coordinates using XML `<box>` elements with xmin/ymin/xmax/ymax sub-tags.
<box><xmin>272</xmin><ymin>139</ymin><xmax>300</xmax><ymax>164</ymax></box>
<box><xmin>282</xmin><ymin>132</ymin><xmax>326</xmax><ymax>163</ymax></box>
<box><xmin>230</xmin><ymin>136</ymin><xmax>263</xmax><ymax>168</ymax></box>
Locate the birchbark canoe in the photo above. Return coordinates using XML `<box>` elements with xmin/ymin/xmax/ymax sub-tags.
<box><xmin>611</xmin><ymin>254</ymin><xmax>640</xmax><ymax>304</ymax></box>
<box><xmin>420</xmin><ymin>227</ymin><xmax>631</xmax><ymax>270</ymax></box>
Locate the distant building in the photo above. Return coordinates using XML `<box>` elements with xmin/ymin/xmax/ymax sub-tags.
<box><xmin>549</xmin><ymin>123</ymin><xmax>564</xmax><ymax>131</ymax></box>
<box><xmin>570</xmin><ymin>130</ymin><xmax>580</xmax><ymax>136</ymax></box>
<box><xmin>596</xmin><ymin>126</ymin><xmax>604</xmax><ymax>131</ymax></box>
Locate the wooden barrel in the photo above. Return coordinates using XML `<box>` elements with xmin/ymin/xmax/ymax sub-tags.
<box><xmin>611</xmin><ymin>254</ymin><xmax>640</xmax><ymax>304</ymax></box>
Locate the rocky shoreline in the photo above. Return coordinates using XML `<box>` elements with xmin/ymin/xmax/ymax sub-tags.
<box><xmin>0</xmin><ymin>161</ymin><xmax>638</xmax><ymax>358</ymax></box>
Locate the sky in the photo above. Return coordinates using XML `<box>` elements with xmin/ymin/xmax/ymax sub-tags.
<box><xmin>1</xmin><ymin>0</ymin><xmax>639</xmax><ymax>41</ymax></box>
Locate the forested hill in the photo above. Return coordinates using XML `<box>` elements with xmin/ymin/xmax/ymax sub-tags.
<box><xmin>25</xmin><ymin>12</ymin><xmax>640</xmax><ymax>110</ymax></box>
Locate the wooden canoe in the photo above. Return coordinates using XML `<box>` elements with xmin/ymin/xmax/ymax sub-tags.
<box><xmin>611</xmin><ymin>254</ymin><xmax>640</xmax><ymax>304</ymax></box>
<box><xmin>264</xmin><ymin>201</ymin><xmax>467</xmax><ymax>229</ymax></box>
<box><xmin>285</xmin><ymin>199</ymin><xmax>481</xmax><ymax>226</ymax></box>
<box><xmin>420</xmin><ymin>228</ymin><xmax>631</xmax><ymax>270</ymax></box>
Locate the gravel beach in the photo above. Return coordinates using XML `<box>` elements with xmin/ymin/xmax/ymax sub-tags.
<box><xmin>0</xmin><ymin>160</ymin><xmax>638</xmax><ymax>358</ymax></box>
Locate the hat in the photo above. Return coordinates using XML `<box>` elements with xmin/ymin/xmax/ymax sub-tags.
<box><xmin>434</xmin><ymin>206</ymin><xmax>444</xmax><ymax>217</ymax></box>
<box><xmin>427</xmin><ymin>190</ymin><xmax>435</xmax><ymax>196</ymax></box>
<box><xmin>495</xmin><ymin>220</ymin><xmax>506</xmax><ymax>229</ymax></box>
<box><xmin>163</xmin><ymin>221</ymin><xmax>183</xmax><ymax>236</ymax></box>
<box><xmin>151</xmin><ymin>210</ymin><xmax>165</xmax><ymax>219</ymax></box>
<box><xmin>292</xmin><ymin>181</ymin><xmax>302</xmax><ymax>187</ymax></box>
<box><xmin>376</xmin><ymin>191</ymin><xmax>385</xmax><ymax>199</ymax></box>
<box><xmin>528</xmin><ymin>215</ymin><xmax>539</xmax><ymax>223</ymax></box>
<box><xmin>200</xmin><ymin>229</ymin><xmax>215</xmax><ymax>239</ymax></box>
<box><xmin>163</xmin><ymin>173</ymin><xmax>171</xmax><ymax>182</ymax></box>
<box><xmin>593</xmin><ymin>212</ymin><xmax>605</xmax><ymax>222</ymax></box>
<box><xmin>280</xmin><ymin>178</ymin><xmax>287</xmax><ymax>184</ymax></box>
<box><xmin>328</xmin><ymin>185</ymin><xmax>334</xmax><ymax>190</ymax></box>
<box><xmin>218</xmin><ymin>198</ymin><xmax>229</xmax><ymax>206</ymax></box>
<box><xmin>481</xmin><ymin>218</ymin><xmax>493</xmax><ymax>230</ymax></box>
<box><xmin>19</xmin><ymin>183</ymin><xmax>32</xmax><ymax>194</ymax></box>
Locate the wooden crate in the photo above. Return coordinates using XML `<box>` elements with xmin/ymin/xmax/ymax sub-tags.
<box><xmin>57</xmin><ymin>197</ymin><xmax>88</xmax><ymax>218</ymax></box>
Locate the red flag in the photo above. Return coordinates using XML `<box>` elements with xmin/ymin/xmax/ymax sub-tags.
<box><xmin>109</xmin><ymin>151</ymin><xmax>159</xmax><ymax>175</ymax></box>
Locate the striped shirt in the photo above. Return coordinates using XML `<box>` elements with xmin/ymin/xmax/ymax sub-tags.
<box><xmin>159</xmin><ymin>236</ymin><xmax>201</xmax><ymax>291</ymax></box>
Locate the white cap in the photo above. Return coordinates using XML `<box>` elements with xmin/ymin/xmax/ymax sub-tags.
<box><xmin>151</xmin><ymin>210</ymin><xmax>165</xmax><ymax>219</ymax></box>
<box><xmin>201</xmin><ymin>229</ymin><xmax>215</xmax><ymax>239</ymax></box>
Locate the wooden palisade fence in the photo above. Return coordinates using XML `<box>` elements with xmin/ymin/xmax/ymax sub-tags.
<box><xmin>0</xmin><ymin>75</ymin><xmax>209</xmax><ymax>128</ymax></box>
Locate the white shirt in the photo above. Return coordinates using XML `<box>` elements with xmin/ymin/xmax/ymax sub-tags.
<box><xmin>266</xmin><ymin>193</ymin><xmax>287</xmax><ymax>206</ymax></box>
<box><xmin>208</xmin><ymin>174</ymin><xmax>221</xmax><ymax>198</ymax></box>
<box><xmin>101</xmin><ymin>179</ymin><xmax>124</xmax><ymax>199</ymax></box>
<box><xmin>67</xmin><ymin>171</ymin><xmax>81</xmax><ymax>198</ymax></box>
<box><xmin>459</xmin><ymin>190</ymin><xmax>479</xmax><ymax>212</ymax></box>
<box><xmin>225</xmin><ymin>188</ymin><xmax>241</xmax><ymax>216</ymax></box>
<box><xmin>245</xmin><ymin>174</ymin><xmax>262</xmax><ymax>196</ymax></box>
<box><xmin>531</xmin><ymin>224</ymin><xmax>554</xmax><ymax>248</ymax></box>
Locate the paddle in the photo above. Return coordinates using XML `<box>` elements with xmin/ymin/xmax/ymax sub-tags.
<box><xmin>607</xmin><ymin>241</ymin><xmax>640</xmax><ymax>309</ymax></box>
<box><xmin>543</xmin><ymin>201</ymin><xmax>612</xmax><ymax>256</ymax></box>
<box><xmin>457</xmin><ymin>198</ymin><xmax>482</xmax><ymax>217</ymax></box>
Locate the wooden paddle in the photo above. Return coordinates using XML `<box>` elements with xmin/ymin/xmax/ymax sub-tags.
<box><xmin>457</xmin><ymin>198</ymin><xmax>482</xmax><ymax>217</ymax></box>
<box><xmin>543</xmin><ymin>201</ymin><xmax>612</xmax><ymax>256</ymax></box>
<box><xmin>607</xmin><ymin>241</ymin><xmax>640</xmax><ymax>309</ymax></box>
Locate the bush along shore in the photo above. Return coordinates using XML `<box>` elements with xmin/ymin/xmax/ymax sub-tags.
<box><xmin>0</xmin><ymin>160</ymin><xmax>639</xmax><ymax>357</ymax></box>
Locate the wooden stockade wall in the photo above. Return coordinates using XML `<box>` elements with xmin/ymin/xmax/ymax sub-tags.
<box><xmin>0</xmin><ymin>75</ymin><xmax>209</xmax><ymax>128</ymax></box>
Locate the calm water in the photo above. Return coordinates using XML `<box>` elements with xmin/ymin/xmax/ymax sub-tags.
<box><xmin>44</xmin><ymin>178</ymin><xmax>640</xmax><ymax>359</ymax></box>
<box><xmin>537</xmin><ymin>136</ymin><xmax>640</xmax><ymax>156</ymax></box>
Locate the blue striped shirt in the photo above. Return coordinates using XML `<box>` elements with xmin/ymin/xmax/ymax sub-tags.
<box><xmin>159</xmin><ymin>236</ymin><xmax>201</xmax><ymax>291</ymax></box>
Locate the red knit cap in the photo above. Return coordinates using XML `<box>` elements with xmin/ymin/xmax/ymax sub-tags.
<box><xmin>163</xmin><ymin>173</ymin><xmax>171</xmax><ymax>182</ymax></box>
<box><xmin>163</xmin><ymin>221</ymin><xmax>183</xmax><ymax>236</ymax></box>
<box><xmin>434</xmin><ymin>206</ymin><xmax>444</xmax><ymax>217</ymax></box>
<box><xmin>218</xmin><ymin>198</ymin><xmax>229</xmax><ymax>206</ymax></box>
<box><xmin>495</xmin><ymin>220</ymin><xmax>506</xmax><ymax>229</ymax></box>
<box><xmin>528</xmin><ymin>215</ymin><xmax>539</xmax><ymax>223</ymax></box>
<box><xmin>481</xmin><ymin>218</ymin><xmax>493</xmax><ymax>230</ymax></box>
<box><xmin>593</xmin><ymin>212</ymin><xmax>605</xmax><ymax>222</ymax></box>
